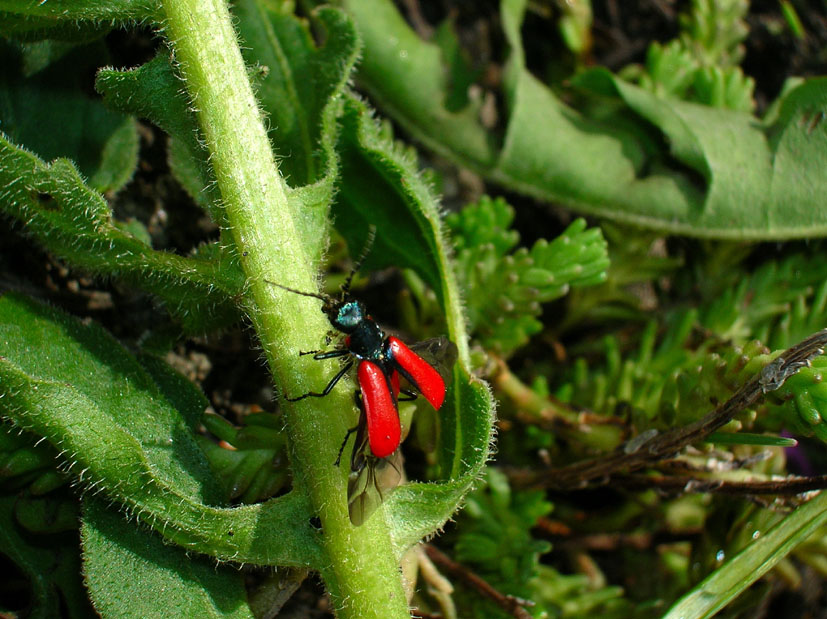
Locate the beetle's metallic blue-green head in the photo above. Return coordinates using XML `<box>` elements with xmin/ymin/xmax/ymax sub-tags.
<box><xmin>326</xmin><ymin>300</ymin><xmax>366</xmax><ymax>334</ymax></box>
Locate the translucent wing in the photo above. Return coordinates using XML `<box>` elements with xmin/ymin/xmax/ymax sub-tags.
<box><xmin>345</xmin><ymin>406</ymin><xmax>403</xmax><ymax>526</ymax></box>
<box><xmin>347</xmin><ymin>451</ymin><xmax>402</xmax><ymax>526</ymax></box>
<box><xmin>408</xmin><ymin>337</ymin><xmax>458</xmax><ymax>387</ymax></box>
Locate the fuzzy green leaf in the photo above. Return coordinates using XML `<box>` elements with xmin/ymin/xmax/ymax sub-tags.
<box><xmin>327</xmin><ymin>92</ymin><xmax>493</xmax><ymax>548</ymax></box>
<box><xmin>0</xmin><ymin>133</ymin><xmax>244</xmax><ymax>332</ymax></box>
<box><xmin>232</xmin><ymin>4</ymin><xmax>361</xmax><ymax>266</ymax></box>
<box><xmin>96</xmin><ymin>53</ymin><xmax>224</xmax><ymax>223</ymax></box>
<box><xmin>387</xmin><ymin>372</ymin><xmax>492</xmax><ymax>557</ymax></box>
<box><xmin>0</xmin><ymin>0</ymin><xmax>157</xmax><ymax>23</ymax></box>
<box><xmin>0</xmin><ymin>40</ymin><xmax>138</xmax><ymax>193</ymax></box>
<box><xmin>0</xmin><ymin>292</ymin><xmax>322</xmax><ymax>567</ymax></box>
<box><xmin>236</xmin><ymin>1</ymin><xmax>353</xmax><ymax>189</ymax></box>
<box><xmin>333</xmin><ymin>95</ymin><xmax>451</xmax><ymax>297</ymax></box>
<box><xmin>137</xmin><ymin>352</ymin><xmax>210</xmax><ymax>432</ymax></box>
<box><xmin>0</xmin><ymin>11</ymin><xmax>111</xmax><ymax>40</ymax></box>
<box><xmin>0</xmin><ymin>292</ymin><xmax>222</xmax><ymax>503</ymax></box>
<box><xmin>82</xmin><ymin>497</ymin><xmax>254</xmax><ymax>619</ymax></box>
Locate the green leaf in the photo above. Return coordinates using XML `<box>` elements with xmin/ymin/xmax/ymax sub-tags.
<box><xmin>82</xmin><ymin>497</ymin><xmax>254</xmax><ymax>619</ymax></box>
<box><xmin>0</xmin><ymin>494</ymin><xmax>93</xmax><ymax>619</ymax></box>
<box><xmin>0</xmin><ymin>132</ymin><xmax>244</xmax><ymax>332</ymax></box>
<box><xmin>0</xmin><ymin>292</ymin><xmax>222</xmax><ymax>504</ymax></box>
<box><xmin>0</xmin><ymin>422</ymin><xmax>61</xmax><ymax>490</ymax></box>
<box><xmin>571</xmin><ymin>67</ymin><xmax>801</xmax><ymax>235</ymax></box>
<box><xmin>0</xmin><ymin>292</ymin><xmax>322</xmax><ymax>568</ymax></box>
<box><xmin>96</xmin><ymin>53</ymin><xmax>225</xmax><ymax>223</ymax></box>
<box><xmin>387</xmin><ymin>373</ymin><xmax>492</xmax><ymax>557</ymax></box>
<box><xmin>334</xmin><ymin>95</ymin><xmax>453</xmax><ymax>299</ymax></box>
<box><xmin>664</xmin><ymin>492</ymin><xmax>827</xmax><ymax>619</ymax></box>
<box><xmin>0</xmin><ymin>40</ymin><xmax>138</xmax><ymax>193</ymax></box>
<box><xmin>706</xmin><ymin>432</ymin><xmax>797</xmax><ymax>447</ymax></box>
<box><xmin>236</xmin><ymin>1</ymin><xmax>354</xmax><ymax>189</ymax></box>
<box><xmin>137</xmin><ymin>352</ymin><xmax>209</xmax><ymax>431</ymax></box>
<box><xmin>342</xmin><ymin>0</ymin><xmax>827</xmax><ymax>239</ymax></box>
<box><xmin>14</xmin><ymin>494</ymin><xmax>79</xmax><ymax>534</ymax></box>
<box><xmin>328</xmin><ymin>92</ymin><xmax>493</xmax><ymax>549</ymax></box>
<box><xmin>0</xmin><ymin>0</ymin><xmax>157</xmax><ymax>23</ymax></box>
<box><xmin>766</xmin><ymin>78</ymin><xmax>827</xmax><ymax>225</ymax></box>
<box><xmin>199</xmin><ymin>412</ymin><xmax>288</xmax><ymax>504</ymax></box>
<box><xmin>0</xmin><ymin>11</ymin><xmax>112</xmax><ymax>40</ymax></box>
<box><xmin>432</xmin><ymin>17</ymin><xmax>480</xmax><ymax>112</ymax></box>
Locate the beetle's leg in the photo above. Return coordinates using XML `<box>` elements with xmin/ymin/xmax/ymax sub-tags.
<box><xmin>298</xmin><ymin>349</ymin><xmax>350</xmax><ymax>360</ymax></box>
<box><xmin>335</xmin><ymin>425</ymin><xmax>359</xmax><ymax>466</ymax></box>
<box><xmin>397</xmin><ymin>388</ymin><xmax>418</xmax><ymax>402</ymax></box>
<box><xmin>286</xmin><ymin>360</ymin><xmax>354</xmax><ymax>402</ymax></box>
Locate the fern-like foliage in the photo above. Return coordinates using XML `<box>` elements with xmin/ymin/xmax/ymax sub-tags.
<box><xmin>559</xmin><ymin>223</ymin><xmax>683</xmax><ymax>332</ymax></box>
<box><xmin>454</xmin><ymin>469</ymin><xmax>552</xmax><ymax>596</ymax></box>
<box><xmin>768</xmin><ymin>356</ymin><xmax>827</xmax><ymax>443</ymax></box>
<box><xmin>556</xmin><ymin>248</ymin><xmax>827</xmax><ymax>444</ymax></box>
<box><xmin>624</xmin><ymin>0</ymin><xmax>755</xmax><ymax>111</ymax></box>
<box><xmin>447</xmin><ymin>196</ymin><xmax>609</xmax><ymax>356</ymax></box>
<box><xmin>700</xmin><ymin>252</ymin><xmax>827</xmax><ymax>349</ymax></box>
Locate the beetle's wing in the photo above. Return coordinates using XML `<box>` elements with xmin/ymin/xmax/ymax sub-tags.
<box><xmin>408</xmin><ymin>337</ymin><xmax>458</xmax><ymax>387</ymax></box>
<box><xmin>347</xmin><ymin>451</ymin><xmax>402</xmax><ymax>526</ymax></box>
<box><xmin>388</xmin><ymin>336</ymin><xmax>454</xmax><ymax>409</ymax></box>
<box><xmin>357</xmin><ymin>360</ymin><xmax>401</xmax><ymax>459</ymax></box>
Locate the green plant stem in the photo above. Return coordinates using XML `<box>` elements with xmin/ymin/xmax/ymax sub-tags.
<box><xmin>492</xmin><ymin>358</ymin><xmax>624</xmax><ymax>451</ymax></box>
<box><xmin>159</xmin><ymin>1</ymin><xmax>408</xmax><ymax>615</ymax></box>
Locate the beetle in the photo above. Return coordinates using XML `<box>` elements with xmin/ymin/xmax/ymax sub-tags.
<box><xmin>341</xmin><ymin>336</ymin><xmax>457</xmax><ymax>524</ymax></box>
<box><xmin>273</xmin><ymin>229</ymin><xmax>456</xmax><ymax>522</ymax></box>
<box><xmin>284</xmin><ymin>294</ymin><xmax>453</xmax><ymax>457</ymax></box>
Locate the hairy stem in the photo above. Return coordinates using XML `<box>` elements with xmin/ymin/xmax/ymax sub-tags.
<box><xmin>159</xmin><ymin>0</ymin><xmax>408</xmax><ymax>615</ymax></box>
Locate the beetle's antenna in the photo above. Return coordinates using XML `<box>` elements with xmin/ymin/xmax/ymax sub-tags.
<box><xmin>342</xmin><ymin>226</ymin><xmax>377</xmax><ymax>297</ymax></box>
<box><xmin>266</xmin><ymin>280</ymin><xmax>331</xmax><ymax>302</ymax></box>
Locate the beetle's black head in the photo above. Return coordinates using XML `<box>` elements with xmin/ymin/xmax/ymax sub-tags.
<box><xmin>325</xmin><ymin>299</ymin><xmax>366</xmax><ymax>334</ymax></box>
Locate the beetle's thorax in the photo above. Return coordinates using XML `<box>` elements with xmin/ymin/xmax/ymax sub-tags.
<box><xmin>346</xmin><ymin>318</ymin><xmax>387</xmax><ymax>360</ymax></box>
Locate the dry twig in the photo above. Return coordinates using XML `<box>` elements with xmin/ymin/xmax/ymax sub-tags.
<box><xmin>509</xmin><ymin>329</ymin><xmax>827</xmax><ymax>491</ymax></box>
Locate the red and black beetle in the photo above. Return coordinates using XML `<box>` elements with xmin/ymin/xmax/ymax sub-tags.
<box><xmin>274</xmin><ymin>230</ymin><xmax>457</xmax><ymax>524</ymax></box>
